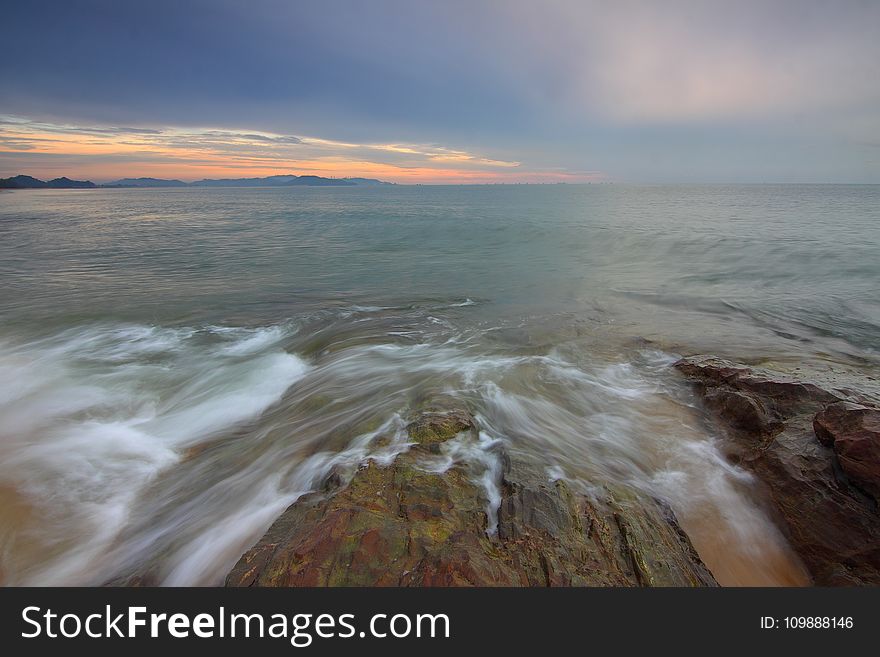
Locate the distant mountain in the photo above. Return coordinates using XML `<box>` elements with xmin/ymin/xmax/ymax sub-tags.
<box><xmin>0</xmin><ymin>175</ymin><xmax>96</xmax><ymax>189</ymax></box>
<box><xmin>0</xmin><ymin>174</ymin><xmax>46</xmax><ymax>188</ymax></box>
<box><xmin>1</xmin><ymin>173</ymin><xmax>393</xmax><ymax>190</ymax></box>
<box><xmin>46</xmin><ymin>177</ymin><xmax>98</xmax><ymax>189</ymax></box>
<box><xmin>189</xmin><ymin>174</ymin><xmax>392</xmax><ymax>187</ymax></box>
<box><xmin>190</xmin><ymin>175</ymin><xmax>316</xmax><ymax>187</ymax></box>
<box><xmin>106</xmin><ymin>174</ymin><xmax>393</xmax><ymax>187</ymax></box>
<box><xmin>343</xmin><ymin>177</ymin><xmax>394</xmax><ymax>186</ymax></box>
<box><xmin>104</xmin><ymin>177</ymin><xmax>188</xmax><ymax>188</ymax></box>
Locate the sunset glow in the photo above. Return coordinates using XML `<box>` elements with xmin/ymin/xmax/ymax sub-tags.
<box><xmin>0</xmin><ymin>117</ymin><xmax>602</xmax><ymax>184</ymax></box>
<box><xmin>2</xmin><ymin>1</ymin><xmax>878</xmax><ymax>183</ymax></box>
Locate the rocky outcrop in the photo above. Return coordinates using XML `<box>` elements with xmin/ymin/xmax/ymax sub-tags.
<box><xmin>675</xmin><ymin>356</ymin><xmax>880</xmax><ymax>585</ymax></box>
<box><xmin>814</xmin><ymin>402</ymin><xmax>880</xmax><ymax>502</ymax></box>
<box><xmin>226</xmin><ymin>404</ymin><xmax>715</xmax><ymax>587</ymax></box>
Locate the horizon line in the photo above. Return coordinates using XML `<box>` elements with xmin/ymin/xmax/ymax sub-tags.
<box><xmin>3</xmin><ymin>172</ymin><xmax>880</xmax><ymax>188</ymax></box>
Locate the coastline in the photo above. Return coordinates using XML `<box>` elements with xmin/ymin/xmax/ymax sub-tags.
<box><xmin>206</xmin><ymin>353</ymin><xmax>879</xmax><ymax>588</ymax></box>
<box><xmin>1</xmin><ymin>183</ymin><xmax>877</xmax><ymax>587</ymax></box>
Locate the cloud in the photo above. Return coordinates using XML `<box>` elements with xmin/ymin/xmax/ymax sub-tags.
<box><xmin>0</xmin><ymin>115</ymin><xmax>588</xmax><ymax>183</ymax></box>
<box><xmin>1</xmin><ymin>1</ymin><xmax>878</xmax><ymax>181</ymax></box>
<box><xmin>499</xmin><ymin>1</ymin><xmax>880</xmax><ymax>129</ymax></box>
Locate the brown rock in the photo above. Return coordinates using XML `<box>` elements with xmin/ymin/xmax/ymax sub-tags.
<box><xmin>703</xmin><ymin>388</ymin><xmax>781</xmax><ymax>436</ymax></box>
<box><xmin>495</xmin><ymin>455</ymin><xmax>715</xmax><ymax>587</ymax></box>
<box><xmin>405</xmin><ymin>408</ymin><xmax>476</xmax><ymax>445</ymax></box>
<box><xmin>676</xmin><ymin>356</ymin><xmax>880</xmax><ymax>585</ymax></box>
<box><xmin>814</xmin><ymin>402</ymin><xmax>880</xmax><ymax>501</ymax></box>
<box><xmin>226</xmin><ymin>405</ymin><xmax>716</xmax><ymax>587</ymax></box>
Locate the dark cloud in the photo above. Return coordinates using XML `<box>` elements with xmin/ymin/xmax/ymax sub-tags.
<box><xmin>0</xmin><ymin>0</ymin><xmax>529</xmax><ymax>141</ymax></box>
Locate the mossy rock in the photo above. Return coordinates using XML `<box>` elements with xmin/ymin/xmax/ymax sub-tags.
<box><xmin>406</xmin><ymin>409</ymin><xmax>476</xmax><ymax>444</ymax></box>
<box><xmin>226</xmin><ymin>403</ymin><xmax>717</xmax><ymax>588</ymax></box>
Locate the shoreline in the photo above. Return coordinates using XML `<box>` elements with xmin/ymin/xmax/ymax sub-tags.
<box><xmin>210</xmin><ymin>355</ymin><xmax>879</xmax><ymax>588</ymax></box>
<box><xmin>1</xmin><ymin>307</ymin><xmax>876</xmax><ymax>586</ymax></box>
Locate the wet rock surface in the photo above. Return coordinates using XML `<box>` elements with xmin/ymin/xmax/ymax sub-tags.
<box><xmin>676</xmin><ymin>356</ymin><xmax>880</xmax><ymax>585</ymax></box>
<box><xmin>814</xmin><ymin>402</ymin><xmax>880</xmax><ymax>502</ymax></box>
<box><xmin>226</xmin><ymin>405</ymin><xmax>715</xmax><ymax>587</ymax></box>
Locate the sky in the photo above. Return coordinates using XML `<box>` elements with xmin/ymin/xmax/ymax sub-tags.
<box><xmin>1</xmin><ymin>0</ymin><xmax>878</xmax><ymax>184</ymax></box>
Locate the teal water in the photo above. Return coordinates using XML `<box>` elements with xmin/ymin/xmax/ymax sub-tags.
<box><xmin>0</xmin><ymin>184</ymin><xmax>877</xmax><ymax>586</ymax></box>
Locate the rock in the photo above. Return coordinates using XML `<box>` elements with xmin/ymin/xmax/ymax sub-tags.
<box><xmin>702</xmin><ymin>388</ymin><xmax>781</xmax><ymax>436</ymax></box>
<box><xmin>675</xmin><ymin>357</ymin><xmax>839</xmax><ymax>417</ymax></box>
<box><xmin>495</xmin><ymin>455</ymin><xmax>715</xmax><ymax>587</ymax></box>
<box><xmin>405</xmin><ymin>408</ymin><xmax>476</xmax><ymax>445</ymax></box>
<box><xmin>814</xmin><ymin>402</ymin><xmax>880</xmax><ymax>501</ymax></box>
<box><xmin>676</xmin><ymin>356</ymin><xmax>880</xmax><ymax>585</ymax></box>
<box><xmin>225</xmin><ymin>405</ymin><xmax>715</xmax><ymax>587</ymax></box>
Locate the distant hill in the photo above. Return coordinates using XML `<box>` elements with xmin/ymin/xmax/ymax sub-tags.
<box><xmin>0</xmin><ymin>175</ymin><xmax>96</xmax><ymax>189</ymax></box>
<box><xmin>1</xmin><ymin>173</ymin><xmax>394</xmax><ymax>190</ymax></box>
<box><xmin>189</xmin><ymin>174</ymin><xmax>393</xmax><ymax>187</ymax></box>
<box><xmin>106</xmin><ymin>174</ymin><xmax>394</xmax><ymax>187</ymax></box>
<box><xmin>190</xmin><ymin>174</ymin><xmax>325</xmax><ymax>187</ymax></box>
<box><xmin>103</xmin><ymin>177</ymin><xmax>188</xmax><ymax>188</ymax></box>
<box><xmin>47</xmin><ymin>177</ymin><xmax>97</xmax><ymax>188</ymax></box>
<box><xmin>343</xmin><ymin>177</ymin><xmax>394</xmax><ymax>186</ymax></box>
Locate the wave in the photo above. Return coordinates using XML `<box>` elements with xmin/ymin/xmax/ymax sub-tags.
<box><xmin>0</xmin><ymin>319</ymin><xmax>804</xmax><ymax>586</ymax></box>
<box><xmin>0</xmin><ymin>323</ymin><xmax>308</xmax><ymax>585</ymax></box>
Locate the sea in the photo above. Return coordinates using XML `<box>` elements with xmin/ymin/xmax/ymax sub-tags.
<box><xmin>1</xmin><ymin>184</ymin><xmax>878</xmax><ymax>586</ymax></box>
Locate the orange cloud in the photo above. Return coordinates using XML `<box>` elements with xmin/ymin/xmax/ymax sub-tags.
<box><xmin>0</xmin><ymin>117</ymin><xmax>603</xmax><ymax>184</ymax></box>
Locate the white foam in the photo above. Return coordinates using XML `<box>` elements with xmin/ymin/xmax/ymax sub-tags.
<box><xmin>216</xmin><ymin>325</ymin><xmax>290</xmax><ymax>356</ymax></box>
<box><xmin>415</xmin><ymin>428</ymin><xmax>504</xmax><ymax>535</ymax></box>
<box><xmin>0</xmin><ymin>322</ymin><xmax>806</xmax><ymax>587</ymax></box>
<box><xmin>0</xmin><ymin>322</ymin><xmax>309</xmax><ymax>585</ymax></box>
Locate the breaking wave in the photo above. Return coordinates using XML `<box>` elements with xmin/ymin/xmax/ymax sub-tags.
<box><xmin>0</xmin><ymin>315</ymin><xmax>806</xmax><ymax>586</ymax></box>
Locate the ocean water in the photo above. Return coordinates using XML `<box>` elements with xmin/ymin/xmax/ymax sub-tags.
<box><xmin>0</xmin><ymin>184</ymin><xmax>877</xmax><ymax>586</ymax></box>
